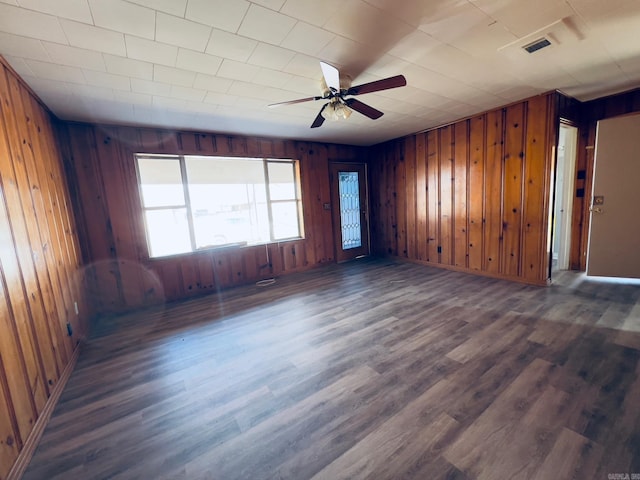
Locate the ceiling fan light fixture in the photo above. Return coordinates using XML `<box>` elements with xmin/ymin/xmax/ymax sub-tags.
<box><xmin>321</xmin><ymin>100</ymin><xmax>352</xmax><ymax>121</ymax></box>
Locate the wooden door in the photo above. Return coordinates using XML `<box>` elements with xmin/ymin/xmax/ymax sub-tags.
<box><xmin>587</xmin><ymin>113</ymin><xmax>640</xmax><ymax>278</ymax></box>
<box><xmin>330</xmin><ymin>162</ymin><xmax>369</xmax><ymax>262</ymax></box>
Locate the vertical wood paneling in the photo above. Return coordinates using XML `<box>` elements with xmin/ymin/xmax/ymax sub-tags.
<box><xmin>369</xmin><ymin>93</ymin><xmax>555</xmax><ymax>285</ymax></box>
<box><xmin>62</xmin><ymin>123</ymin><xmax>360</xmax><ymax>315</ymax></box>
<box><xmin>405</xmin><ymin>136</ymin><xmax>416</xmax><ymax>260</ymax></box>
<box><xmin>468</xmin><ymin>116</ymin><xmax>485</xmax><ymax>271</ymax></box>
<box><xmin>0</xmin><ymin>59</ymin><xmax>87</xmax><ymax>478</ymax></box>
<box><xmin>426</xmin><ymin>130</ymin><xmax>439</xmax><ymax>263</ymax></box>
<box><xmin>0</xmin><ymin>194</ymin><xmax>37</xmax><ymax>445</ymax></box>
<box><xmin>502</xmin><ymin>103</ymin><xmax>525</xmax><ymax>277</ymax></box>
<box><xmin>523</xmin><ymin>95</ymin><xmax>551</xmax><ymax>280</ymax></box>
<box><xmin>439</xmin><ymin>126</ymin><xmax>453</xmax><ymax>265</ymax></box>
<box><xmin>484</xmin><ymin>109</ymin><xmax>504</xmax><ymax>274</ymax></box>
<box><xmin>453</xmin><ymin>121</ymin><xmax>469</xmax><ymax>268</ymax></box>
<box><xmin>415</xmin><ymin>133</ymin><xmax>427</xmax><ymax>261</ymax></box>
<box><xmin>396</xmin><ymin>141</ymin><xmax>407</xmax><ymax>257</ymax></box>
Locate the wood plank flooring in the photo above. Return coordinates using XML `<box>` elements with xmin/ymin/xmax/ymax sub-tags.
<box><xmin>22</xmin><ymin>258</ymin><xmax>640</xmax><ymax>479</ymax></box>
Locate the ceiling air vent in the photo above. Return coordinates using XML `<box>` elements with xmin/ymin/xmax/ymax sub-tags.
<box><xmin>522</xmin><ymin>38</ymin><xmax>552</xmax><ymax>54</ymax></box>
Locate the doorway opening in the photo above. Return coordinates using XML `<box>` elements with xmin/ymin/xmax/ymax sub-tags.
<box><xmin>551</xmin><ymin>123</ymin><xmax>578</xmax><ymax>274</ymax></box>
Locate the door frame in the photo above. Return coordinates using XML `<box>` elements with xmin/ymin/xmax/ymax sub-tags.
<box><xmin>551</xmin><ymin>122</ymin><xmax>578</xmax><ymax>271</ymax></box>
<box><xmin>329</xmin><ymin>161</ymin><xmax>370</xmax><ymax>263</ymax></box>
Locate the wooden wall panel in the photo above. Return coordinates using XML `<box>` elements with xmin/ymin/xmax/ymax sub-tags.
<box><xmin>426</xmin><ymin>130</ymin><xmax>439</xmax><ymax>263</ymax></box>
<box><xmin>439</xmin><ymin>126</ymin><xmax>453</xmax><ymax>266</ymax></box>
<box><xmin>415</xmin><ymin>133</ymin><xmax>427</xmax><ymax>262</ymax></box>
<box><xmin>0</xmin><ymin>58</ymin><xmax>87</xmax><ymax>479</ymax></box>
<box><xmin>61</xmin><ymin>123</ymin><xmax>362</xmax><ymax>316</ymax></box>
<box><xmin>468</xmin><ymin>116</ymin><xmax>485</xmax><ymax>271</ymax></box>
<box><xmin>484</xmin><ymin>109</ymin><xmax>504</xmax><ymax>274</ymax></box>
<box><xmin>369</xmin><ymin>93</ymin><xmax>556</xmax><ymax>285</ymax></box>
<box><xmin>502</xmin><ymin>103</ymin><xmax>525</xmax><ymax>277</ymax></box>
<box><xmin>453</xmin><ymin>121</ymin><xmax>469</xmax><ymax>268</ymax></box>
<box><xmin>523</xmin><ymin>95</ymin><xmax>553</xmax><ymax>280</ymax></box>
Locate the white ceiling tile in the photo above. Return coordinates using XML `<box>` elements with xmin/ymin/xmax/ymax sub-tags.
<box><xmin>170</xmin><ymin>85</ymin><xmax>206</xmax><ymax>101</ymax></box>
<box><xmin>17</xmin><ymin>0</ymin><xmax>92</xmax><ymax>23</ymax></box>
<box><xmin>156</xmin><ymin>13</ymin><xmax>211</xmax><ymax>52</ymax></box>
<box><xmin>185</xmin><ymin>0</ymin><xmax>250</xmax><ymax>33</ymax></box>
<box><xmin>88</xmin><ymin>0</ymin><xmax>156</xmax><ymax>39</ymax></box>
<box><xmin>126</xmin><ymin>0</ymin><xmax>187</xmax><ymax>17</ymax></box>
<box><xmin>473</xmin><ymin>0</ymin><xmax>575</xmax><ymax>38</ymax></box>
<box><xmin>253</xmin><ymin>68</ymin><xmax>294</xmax><ymax>88</ymax></box>
<box><xmin>125</xmin><ymin>35</ymin><xmax>178</xmax><ymax>66</ymax></box>
<box><xmin>83</xmin><ymin>69</ymin><xmax>130</xmax><ymax>90</ymax></box>
<box><xmin>113</xmin><ymin>90</ymin><xmax>153</xmax><ymax>105</ymax></box>
<box><xmin>42</xmin><ymin>42</ymin><xmax>107</xmax><ymax>71</ymax></box>
<box><xmin>217</xmin><ymin>59</ymin><xmax>260</xmax><ymax>81</ymax></box>
<box><xmin>104</xmin><ymin>54</ymin><xmax>153</xmax><ymax>80</ymax></box>
<box><xmin>281</xmin><ymin>0</ymin><xmax>344</xmax><ymax>27</ymax></box>
<box><xmin>282</xmin><ymin>53</ymin><xmax>322</xmax><ymax>78</ymax></box>
<box><xmin>176</xmin><ymin>49</ymin><xmax>223</xmax><ymax>75</ymax></box>
<box><xmin>131</xmin><ymin>78</ymin><xmax>171</xmax><ymax>95</ymax></box>
<box><xmin>316</xmin><ymin>36</ymin><xmax>363</xmax><ymax>69</ymax></box>
<box><xmin>250</xmin><ymin>0</ymin><xmax>285</xmax><ymax>10</ymax></box>
<box><xmin>387</xmin><ymin>30</ymin><xmax>442</xmax><ymax>63</ymax></box>
<box><xmin>20</xmin><ymin>75</ymin><xmax>73</xmax><ymax>96</ymax></box>
<box><xmin>0</xmin><ymin>3</ymin><xmax>67</xmax><ymax>43</ymax></box>
<box><xmin>203</xmin><ymin>91</ymin><xmax>237</xmax><ymax>106</ymax></box>
<box><xmin>72</xmin><ymin>84</ymin><xmax>115</xmax><ymax>100</ymax></box>
<box><xmin>280</xmin><ymin>21</ymin><xmax>335</xmax><ymax>56</ymax></box>
<box><xmin>247</xmin><ymin>43</ymin><xmax>296</xmax><ymax>70</ymax></box>
<box><xmin>237</xmin><ymin>4</ymin><xmax>296</xmax><ymax>44</ymax></box>
<box><xmin>60</xmin><ymin>19</ymin><xmax>126</xmax><ymax>56</ymax></box>
<box><xmin>4</xmin><ymin>56</ymin><xmax>34</xmax><ymax>77</ymax></box>
<box><xmin>205</xmin><ymin>29</ymin><xmax>258</xmax><ymax>62</ymax></box>
<box><xmin>323</xmin><ymin>0</ymin><xmax>413</xmax><ymax>48</ymax></box>
<box><xmin>0</xmin><ymin>0</ymin><xmax>18</xmax><ymax>4</ymax></box>
<box><xmin>192</xmin><ymin>73</ymin><xmax>233</xmax><ymax>93</ymax></box>
<box><xmin>0</xmin><ymin>32</ymin><xmax>49</xmax><ymax>61</ymax></box>
<box><xmin>281</xmin><ymin>74</ymin><xmax>322</xmax><ymax>95</ymax></box>
<box><xmin>153</xmin><ymin>95</ymin><xmax>186</xmax><ymax>110</ymax></box>
<box><xmin>450</xmin><ymin>21</ymin><xmax>517</xmax><ymax>58</ymax></box>
<box><xmin>25</xmin><ymin>59</ymin><xmax>86</xmax><ymax>83</ymax></box>
<box><xmin>153</xmin><ymin>64</ymin><xmax>196</xmax><ymax>87</ymax></box>
<box><xmin>419</xmin><ymin>1</ymin><xmax>494</xmax><ymax>44</ymax></box>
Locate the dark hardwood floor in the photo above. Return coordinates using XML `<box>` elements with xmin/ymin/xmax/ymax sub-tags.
<box><xmin>23</xmin><ymin>258</ymin><xmax>640</xmax><ymax>479</ymax></box>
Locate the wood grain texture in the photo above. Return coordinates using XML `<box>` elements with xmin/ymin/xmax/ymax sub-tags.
<box><xmin>0</xmin><ymin>58</ymin><xmax>87</xmax><ymax>479</ymax></box>
<box><xmin>60</xmin><ymin>123</ymin><xmax>363</xmax><ymax>318</ymax></box>
<box><xmin>370</xmin><ymin>94</ymin><xmax>556</xmax><ymax>284</ymax></box>
<box><xmin>23</xmin><ymin>258</ymin><xmax>640</xmax><ymax>480</ymax></box>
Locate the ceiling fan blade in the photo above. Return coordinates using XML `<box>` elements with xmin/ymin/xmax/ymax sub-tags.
<box><xmin>320</xmin><ymin>61</ymin><xmax>341</xmax><ymax>93</ymax></box>
<box><xmin>345</xmin><ymin>98</ymin><xmax>384</xmax><ymax>120</ymax></box>
<box><xmin>346</xmin><ymin>75</ymin><xmax>407</xmax><ymax>96</ymax></box>
<box><xmin>268</xmin><ymin>96</ymin><xmax>322</xmax><ymax>107</ymax></box>
<box><xmin>311</xmin><ymin>104</ymin><xmax>328</xmax><ymax>128</ymax></box>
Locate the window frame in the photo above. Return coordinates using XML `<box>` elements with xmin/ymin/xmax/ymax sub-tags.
<box><xmin>134</xmin><ymin>153</ymin><xmax>304</xmax><ymax>259</ymax></box>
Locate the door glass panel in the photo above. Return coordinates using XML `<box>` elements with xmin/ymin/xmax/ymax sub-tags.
<box><xmin>338</xmin><ymin>171</ymin><xmax>362</xmax><ymax>250</ymax></box>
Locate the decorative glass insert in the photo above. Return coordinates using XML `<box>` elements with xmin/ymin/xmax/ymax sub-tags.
<box><xmin>338</xmin><ymin>171</ymin><xmax>362</xmax><ymax>250</ymax></box>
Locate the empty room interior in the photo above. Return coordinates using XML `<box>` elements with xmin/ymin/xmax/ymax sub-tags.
<box><xmin>1</xmin><ymin>0</ymin><xmax>640</xmax><ymax>478</ymax></box>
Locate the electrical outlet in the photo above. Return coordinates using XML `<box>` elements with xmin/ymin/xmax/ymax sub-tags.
<box><xmin>74</xmin><ymin>301</ymin><xmax>79</xmax><ymax>315</ymax></box>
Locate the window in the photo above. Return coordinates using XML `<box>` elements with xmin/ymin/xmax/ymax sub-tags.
<box><xmin>136</xmin><ymin>154</ymin><xmax>303</xmax><ymax>258</ymax></box>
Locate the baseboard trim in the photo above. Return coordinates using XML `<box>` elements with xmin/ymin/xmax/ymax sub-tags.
<box><xmin>7</xmin><ymin>345</ymin><xmax>80</xmax><ymax>480</ymax></box>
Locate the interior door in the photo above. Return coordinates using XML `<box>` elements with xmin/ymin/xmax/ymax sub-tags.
<box><xmin>587</xmin><ymin>113</ymin><xmax>640</xmax><ymax>278</ymax></box>
<box><xmin>330</xmin><ymin>162</ymin><xmax>369</xmax><ymax>262</ymax></box>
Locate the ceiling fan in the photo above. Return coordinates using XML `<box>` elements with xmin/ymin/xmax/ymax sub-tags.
<box><xmin>268</xmin><ymin>62</ymin><xmax>407</xmax><ymax>128</ymax></box>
